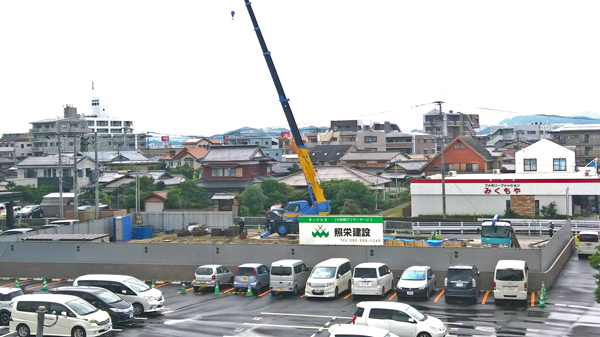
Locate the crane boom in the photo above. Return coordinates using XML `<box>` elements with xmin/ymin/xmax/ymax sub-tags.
<box><xmin>244</xmin><ymin>0</ymin><xmax>330</xmax><ymax>214</ymax></box>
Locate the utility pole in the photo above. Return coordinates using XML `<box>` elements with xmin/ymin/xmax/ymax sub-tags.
<box><xmin>434</xmin><ymin>101</ymin><xmax>447</xmax><ymax>219</ymax></box>
<box><xmin>73</xmin><ymin>134</ymin><xmax>79</xmax><ymax>221</ymax></box>
<box><xmin>94</xmin><ymin>131</ymin><xmax>99</xmax><ymax>219</ymax></box>
<box><xmin>58</xmin><ymin>135</ymin><xmax>64</xmax><ymax>218</ymax></box>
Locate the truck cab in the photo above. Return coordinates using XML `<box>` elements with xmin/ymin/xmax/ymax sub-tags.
<box><xmin>481</xmin><ymin>216</ymin><xmax>513</xmax><ymax>248</ymax></box>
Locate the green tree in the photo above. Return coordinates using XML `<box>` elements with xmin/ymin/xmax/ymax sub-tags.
<box><xmin>155</xmin><ymin>181</ymin><xmax>166</xmax><ymax>190</ymax></box>
<box><xmin>322</xmin><ymin>180</ymin><xmax>376</xmax><ymax>214</ymax></box>
<box><xmin>138</xmin><ymin>176</ymin><xmax>156</xmax><ymax>193</ymax></box>
<box><xmin>260</xmin><ymin>180</ymin><xmax>298</xmax><ymax>207</ymax></box>
<box><xmin>171</xmin><ymin>165</ymin><xmax>195</xmax><ymax>180</ymax></box>
<box><xmin>589</xmin><ymin>250</ymin><xmax>600</xmax><ymax>302</ymax></box>
<box><xmin>165</xmin><ymin>180</ymin><xmax>207</xmax><ymax>209</ymax></box>
<box><xmin>6</xmin><ymin>184</ymin><xmax>57</xmax><ymax>204</ymax></box>
<box><xmin>340</xmin><ymin>199</ymin><xmax>362</xmax><ymax>214</ymax></box>
<box><xmin>239</xmin><ymin>184</ymin><xmax>267</xmax><ymax>216</ymax></box>
<box><xmin>541</xmin><ymin>202</ymin><xmax>558</xmax><ymax>218</ymax></box>
<box><xmin>289</xmin><ymin>163</ymin><xmax>302</xmax><ymax>174</ymax></box>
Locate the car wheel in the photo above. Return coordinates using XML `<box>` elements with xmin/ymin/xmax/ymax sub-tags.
<box><xmin>16</xmin><ymin>324</ymin><xmax>30</xmax><ymax>337</ymax></box>
<box><xmin>133</xmin><ymin>303</ymin><xmax>144</xmax><ymax>316</ymax></box>
<box><xmin>417</xmin><ymin>332</ymin><xmax>431</xmax><ymax>337</ymax></box>
<box><xmin>293</xmin><ymin>285</ymin><xmax>298</xmax><ymax>295</ymax></box>
<box><xmin>381</xmin><ymin>287</ymin><xmax>386</xmax><ymax>299</ymax></box>
<box><xmin>0</xmin><ymin>311</ymin><xmax>10</xmax><ymax>326</ymax></box>
<box><xmin>445</xmin><ymin>296</ymin><xmax>452</xmax><ymax>303</ymax></box>
<box><xmin>229</xmin><ymin>276</ymin><xmax>234</xmax><ymax>284</ymax></box>
<box><xmin>334</xmin><ymin>287</ymin><xmax>339</xmax><ymax>298</ymax></box>
<box><xmin>193</xmin><ymin>286</ymin><xmax>199</xmax><ymax>292</ymax></box>
<box><xmin>348</xmin><ymin>280</ymin><xmax>351</xmax><ymax>293</ymax></box>
<box><xmin>277</xmin><ymin>223</ymin><xmax>289</xmax><ymax>237</ymax></box>
<box><xmin>256</xmin><ymin>283</ymin><xmax>260</xmax><ymax>294</ymax></box>
<box><xmin>71</xmin><ymin>326</ymin><xmax>87</xmax><ymax>337</ymax></box>
<box><xmin>578</xmin><ymin>254</ymin><xmax>584</xmax><ymax>260</ymax></box>
<box><xmin>425</xmin><ymin>287</ymin><xmax>430</xmax><ymax>300</ymax></box>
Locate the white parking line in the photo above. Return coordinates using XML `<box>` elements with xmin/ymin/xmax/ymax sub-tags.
<box><xmin>553</xmin><ymin>303</ymin><xmax>600</xmax><ymax>312</ymax></box>
<box><xmin>243</xmin><ymin>322</ymin><xmax>325</xmax><ymax>330</ymax></box>
<box><xmin>0</xmin><ymin>332</ymin><xmax>15</xmax><ymax>337</ymax></box>
<box><xmin>260</xmin><ymin>312</ymin><xmax>353</xmax><ymax>320</ymax></box>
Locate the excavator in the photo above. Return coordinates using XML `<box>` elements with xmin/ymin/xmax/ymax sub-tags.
<box><xmin>243</xmin><ymin>0</ymin><xmax>331</xmax><ymax>237</ymax></box>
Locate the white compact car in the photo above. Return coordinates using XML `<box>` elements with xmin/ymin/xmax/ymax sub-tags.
<box><xmin>353</xmin><ymin>301</ymin><xmax>446</xmax><ymax>337</ymax></box>
<box><xmin>330</xmin><ymin>323</ymin><xmax>399</xmax><ymax>337</ymax></box>
<box><xmin>352</xmin><ymin>262</ymin><xmax>394</xmax><ymax>298</ymax></box>
<box><xmin>192</xmin><ymin>264</ymin><xmax>234</xmax><ymax>292</ymax></box>
<box><xmin>0</xmin><ymin>288</ymin><xmax>24</xmax><ymax>325</ymax></box>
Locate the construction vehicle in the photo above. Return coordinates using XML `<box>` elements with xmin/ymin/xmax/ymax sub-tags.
<box><xmin>243</xmin><ymin>0</ymin><xmax>331</xmax><ymax>237</ymax></box>
<box><xmin>481</xmin><ymin>214</ymin><xmax>521</xmax><ymax>248</ymax></box>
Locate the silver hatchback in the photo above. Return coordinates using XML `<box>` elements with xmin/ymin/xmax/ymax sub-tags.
<box><xmin>192</xmin><ymin>264</ymin><xmax>234</xmax><ymax>292</ymax></box>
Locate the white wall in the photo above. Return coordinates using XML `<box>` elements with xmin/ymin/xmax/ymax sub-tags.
<box><xmin>145</xmin><ymin>201</ymin><xmax>164</xmax><ymax>212</ymax></box>
<box><xmin>515</xmin><ymin>139</ymin><xmax>575</xmax><ymax>173</ymax></box>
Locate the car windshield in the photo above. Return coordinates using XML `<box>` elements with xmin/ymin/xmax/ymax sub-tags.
<box><xmin>354</xmin><ymin>268</ymin><xmax>377</xmax><ymax>278</ymax></box>
<box><xmin>481</xmin><ymin>225</ymin><xmax>511</xmax><ymax>238</ymax></box>
<box><xmin>237</xmin><ymin>267</ymin><xmax>255</xmax><ymax>276</ymax></box>
<box><xmin>67</xmin><ymin>298</ymin><xmax>98</xmax><ymax>316</ymax></box>
<box><xmin>401</xmin><ymin>270</ymin><xmax>425</xmax><ymax>280</ymax></box>
<box><xmin>271</xmin><ymin>267</ymin><xmax>292</xmax><ymax>276</ymax></box>
<box><xmin>580</xmin><ymin>234</ymin><xmax>599</xmax><ymax>243</ymax></box>
<box><xmin>96</xmin><ymin>290</ymin><xmax>122</xmax><ymax>304</ymax></box>
<box><xmin>384</xmin><ymin>333</ymin><xmax>400</xmax><ymax>337</ymax></box>
<box><xmin>123</xmin><ymin>278</ymin><xmax>150</xmax><ymax>292</ymax></box>
<box><xmin>405</xmin><ymin>305</ymin><xmax>426</xmax><ymax>321</ymax></box>
<box><xmin>21</xmin><ymin>206</ymin><xmax>35</xmax><ymax>211</ymax></box>
<box><xmin>196</xmin><ymin>267</ymin><xmax>214</xmax><ymax>275</ymax></box>
<box><xmin>447</xmin><ymin>269</ymin><xmax>472</xmax><ymax>280</ymax></box>
<box><xmin>496</xmin><ymin>269</ymin><xmax>524</xmax><ymax>281</ymax></box>
<box><xmin>311</xmin><ymin>267</ymin><xmax>336</xmax><ymax>279</ymax></box>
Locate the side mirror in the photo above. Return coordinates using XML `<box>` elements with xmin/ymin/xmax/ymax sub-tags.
<box><xmin>61</xmin><ymin>311</ymin><xmax>68</xmax><ymax>317</ymax></box>
<box><xmin>477</xmin><ymin>271</ymin><xmax>480</xmax><ymax>275</ymax></box>
<box><xmin>428</xmin><ymin>276</ymin><xmax>433</xmax><ymax>280</ymax></box>
<box><xmin>337</xmin><ymin>274</ymin><xmax>342</xmax><ymax>279</ymax></box>
<box><xmin>408</xmin><ymin>317</ymin><xmax>415</xmax><ymax>323</ymax></box>
<box><xmin>122</xmin><ymin>290</ymin><xmax>127</xmax><ymax>294</ymax></box>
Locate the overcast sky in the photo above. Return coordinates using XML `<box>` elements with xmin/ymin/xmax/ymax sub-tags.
<box><xmin>1</xmin><ymin>0</ymin><xmax>599</xmax><ymax>138</ymax></box>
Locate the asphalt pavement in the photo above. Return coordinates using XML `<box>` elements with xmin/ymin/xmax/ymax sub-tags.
<box><xmin>0</xmin><ymin>253</ymin><xmax>598</xmax><ymax>337</ymax></box>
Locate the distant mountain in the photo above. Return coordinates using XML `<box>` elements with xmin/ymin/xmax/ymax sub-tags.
<box><xmin>498</xmin><ymin>114</ymin><xmax>600</xmax><ymax>126</ymax></box>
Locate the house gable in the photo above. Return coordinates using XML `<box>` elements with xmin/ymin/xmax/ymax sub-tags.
<box><xmin>421</xmin><ymin>136</ymin><xmax>499</xmax><ymax>175</ymax></box>
<box><xmin>515</xmin><ymin>139</ymin><xmax>575</xmax><ymax>174</ymax></box>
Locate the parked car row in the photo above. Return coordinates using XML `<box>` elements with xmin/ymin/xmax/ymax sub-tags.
<box><xmin>191</xmin><ymin>258</ymin><xmax>530</xmax><ymax>306</ymax></box>
<box><xmin>5</xmin><ymin>274</ymin><xmax>165</xmax><ymax>337</ymax></box>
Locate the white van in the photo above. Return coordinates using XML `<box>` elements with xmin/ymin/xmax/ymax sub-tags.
<box><xmin>9</xmin><ymin>293</ymin><xmax>112</xmax><ymax>337</ymax></box>
<box><xmin>73</xmin><ymin>274</ymin><xmax>164</xmax><ymax>316</ymax></box>
<box><xmin>493</xmin><ymin>260</ymin><xmax>528</xmax><ymax>302</ymax></box>
<box><xmin>578</xmin><ymin>231</ymin><xmax>600</xmax><ymax>259</ymax></box>
<box><xmin>269</xmin><ymin>259</ymin><xmax>309</xmax><ymax>296</ymax></box>
<box><xmin>351</xmin><ymin>262</ymin><xmax>394</xmax><ymax>298</ymax></box>
<box><xmin>305</xmin><ymin>258</ymin><xmax>352</xmax><ymax>298</ymax></box>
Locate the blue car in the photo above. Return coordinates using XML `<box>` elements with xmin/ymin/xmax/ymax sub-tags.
<box><xmin>233</xmin><ymin>263</ymin><xmax>270</xmax><ymax>294</ymax></box>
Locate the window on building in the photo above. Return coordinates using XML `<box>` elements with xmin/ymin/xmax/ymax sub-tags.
<box><xmin>423</xmin><ymin>139</ymin><xmax>427</xmax><ymax>144</ymax></box>
<box><xmin>553</xmin><ymin>158</ymin><xmax>566</xmax><ymax>171</ymax></box>
<box><xmin>534</xmin><ymin>200</ymin><xmax>540</xmax><ymax>216</ymax></box>
<box><xmin>524</xmin><ymin>158</ymin><xmax>537</xmax><ymax>171</ymax></box>
<box><xmin>423</xmin><ymin>149</ymin><xmax>427</xmax><ymax>155</ymax></box>
<box><xmin>43</xmin><ymin>169</ymin><xmax>56</xmax><ymax>177</ymax></box>
<box><xmin>25</xmin><ymin>169</ymin><xmax>37</xmax><ymax>178</ymax></box>
<box><xmin>63</xmin><ymin>169</ymin><xmax>71</xmax><ymax>177</ymax></box>
<box><xmin>460</xmin><ymin>144</ymin><xmax>465</xmax><ymax>149</ymax></box>
<box><xmin>569</xmin><ymin>134</ymin><xmax>578</xmax><ymax>139</ymax></box>
<box><xmin>211</xmin><ymin>167</ymin><xmax>236</xmax><ymax>177</ymax></box>
<box><xmin>364</xmin><ymin>136</ymin><xmax>378</xmax><ymax>143</ymax></box>
<box><xmin>527</xmin><ymin>131</ymin><xmax>536</xmax><ymax>135</ymax></box>
<box><xmin>506</xmin><ymin>200</ymin><xmax>511</xmax><ymax>210</ymax></box>
<box><xmin>454</xmin><ymin>144</ymin><xmax>459</xmax><ymax>150</ymax></box>
<box><xmin>62</xmin><ymin>124</ymin><xmax>68</xmax><ymax>129</ymax></box>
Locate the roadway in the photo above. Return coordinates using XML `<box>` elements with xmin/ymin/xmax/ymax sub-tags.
<box><xmin>0</xmin><ymin>254</ymin><xmax>597</xmax><ymax>337</ymax></box>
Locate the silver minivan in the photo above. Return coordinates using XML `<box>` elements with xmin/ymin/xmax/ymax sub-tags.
<box><xmin>269</xmin><ymin>259</ymin><xmax>309</xmax><ymax>296</ymax></box>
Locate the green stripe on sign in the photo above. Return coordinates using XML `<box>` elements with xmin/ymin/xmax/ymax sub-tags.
<box><xmin>298</xmin><ymin>216</ymin><xmax>383</xmax><ymax>223</ymax></box>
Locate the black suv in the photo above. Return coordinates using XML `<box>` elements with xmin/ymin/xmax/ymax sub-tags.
<box><xmin>51</xmin><ymin>286</ymin><xmax>134</xmax><ymax>324</ymax></box>
<box><xmin>444</xmin><ymin>265</ymin><xmax>481</xmax><ymax>303</ymax></box>
<box><xmin>16</xmin><ymin>205</ymin><xmax>43</xmax><ymax>218</ymax></box>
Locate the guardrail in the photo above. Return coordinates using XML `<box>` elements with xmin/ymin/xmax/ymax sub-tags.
<box><xmin>410</xmin><ymin>220</ymin><xmax>599</xmax><ymax>235</ymax></box>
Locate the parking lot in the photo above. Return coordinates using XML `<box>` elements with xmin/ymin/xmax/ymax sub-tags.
<box><xmin>0</xmin><ymin>254</ymin><xmax>597</xmax><ymax>337</ymax></box>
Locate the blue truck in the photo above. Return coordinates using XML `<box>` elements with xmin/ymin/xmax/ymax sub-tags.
<box><xmin>481</xmin><ymin>215</ymin><xmax>516</xmax><ymax>248</ymax></box>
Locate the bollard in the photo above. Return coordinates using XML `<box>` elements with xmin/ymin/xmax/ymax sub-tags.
<box><xmin>246</xmin><ymin>284</ymin><xmax>253</xmax><ymax>297</ymax></box>
<box><xmin>36</xmin><ymin>306</ymin><xmax>46</xmax><ymax>337</ymax></box>
<box><xmin>41</xmin><ymin>278</ymin><xmax>49</xmax><ymax>292</ymax></box>
<box><xmin>538</xmin><ymin>281</ymin><xmax>547</xmax><ymax>308</ymax></box>
<box><xmin>214</xmin><ymin>282</ymin><xmax>220</xmax><ymax>295</ymax></box>
<box><xmin>14</xmin><ymin>278</ymin><xmax>20</xmax><ymax>289</ymax></box>
<box><xmin>179</xmin><ymin>282</ymin><xmax>187</xmax><ymax>295</ymax></box>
